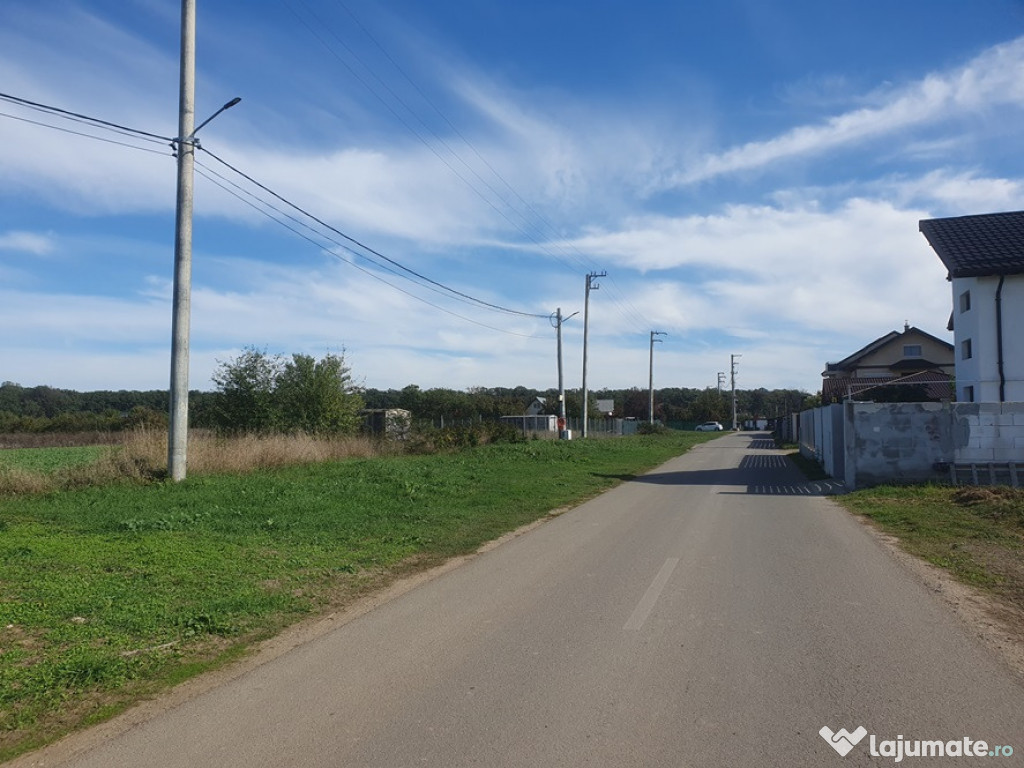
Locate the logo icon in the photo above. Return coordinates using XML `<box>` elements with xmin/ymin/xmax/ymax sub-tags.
<box><xmin>820</xmin><ymin>726</ymin><xmax>868</xmax><ymax>757</ymax></box>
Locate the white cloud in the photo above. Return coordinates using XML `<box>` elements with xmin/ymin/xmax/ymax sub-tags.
<box><xmin>0</xmin><ymin>230</ymin><xmax>54</xmax><ymax>255</ymax></box>
<box><xmin>666</xmin><ymin>36</ymin><xmax>1024</xmax><ymax>186</ymax></box>
<box><xmin>0</xmin><ymin>290</ymin><xmax>166</xmax><ymax>343</ymax></box>
<box><xmin>882</xmin><ymin>170</ymin><xmax>1024</xmax><ymax>214</ymax></box>
<box><xmin>2</xmin><ymin>2</ymin><xmax>1008</xmax><ymax>398</ymax></box>
<box><xmin>210</xmin><ymin>144</ymin><xmax>505</xmax><ymax>245</ymax></box>
<box><xmin>551</xmin><ymin>196</ymin><xmax>952</xmax><ymax>362</ymax></box>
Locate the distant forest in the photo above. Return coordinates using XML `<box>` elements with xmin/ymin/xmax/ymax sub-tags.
<box><xmin>0</xmin><ymin>380</ymin><xmax>816</xmax><ymax>434</ymax></box>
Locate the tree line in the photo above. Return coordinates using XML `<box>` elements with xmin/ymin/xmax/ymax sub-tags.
<box><xmin>1</xmin><ymin>350</ymin><xmax>816</xmax><ymax>435</ymax></box>
<box><xmin>362</xmin><ymin>384</ymin><xmax>815</xmax><ymax>425</ymax></box>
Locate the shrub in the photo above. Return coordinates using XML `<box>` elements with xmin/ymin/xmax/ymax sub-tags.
<box><xmin>637</xmin><ymin>421</ymin><xmax>669</xmax><ymax>435</ymax></box>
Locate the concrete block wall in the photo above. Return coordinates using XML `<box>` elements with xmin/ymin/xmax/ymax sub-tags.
<box><xmin>804</xmin><ymin>402</ymin><xmax>1024</xmax><ymax>489</ymax></box>
<box><xmin>799</xmin><ymin>408</ymin><xmax>818</xmax><ymax>462</ymax></box>
<box><xmin>843</xmin><ymin>402</ymin><xmax>953</xmax><ymax>489</ymax></box>
<box><xmin>952</xmin><ymin>403</ymin><xmax>1024</xmax><ymax>463</ymax></box>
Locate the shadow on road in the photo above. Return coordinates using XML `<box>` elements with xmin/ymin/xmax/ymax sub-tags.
<box><xmin>595</xmin><ymin>449</ymin><xmax>847</xmax><ymax>496</ymax></box>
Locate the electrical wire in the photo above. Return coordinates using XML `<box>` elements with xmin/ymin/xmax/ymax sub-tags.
<box><xmin>1</xmin><ymin>89</ymin><xmax>560</xmax><ymax>337</ymax></box>
<box><xmin>277</xmin><ymin>2</ymin><xmax>654</xmax><ymax>333</ymax></box>
<box><xmin>198</xmin><ymin>145</ymin><xmax>549</xmax><ymax>319</ymax></box>
<box><xmin>0</xmin><ymin>91</ymin><xmax>173</xmax><ymax>143</ymax></box>
<box><xmin>336</xmin><ymin>0</ymin><xmax>597</xmax><ymax>272</ymax></box>
<box><xmin>0</xmin><ymin>110</ymin><xmax>171</xmax><ymax>156</ymax></box>
<box><xmin>193</xmin><ymin>163</ymin><xmax>547</xmax><ymax>339</ymax></box>
<box><xmin>281</xmin><ymin>0</ymin><xmax>594</xmax><ymax>281</ymax></box>
<box><xmin>194</xmin><ymin>156</ymin><xmax>534</xmax><ymax>315</ymax></box>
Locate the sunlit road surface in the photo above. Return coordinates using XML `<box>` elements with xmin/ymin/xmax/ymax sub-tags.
<box><xmin>15</xmin><ymin>432</ymin><xmax>1024</xmax><ymax>767</ymax></box>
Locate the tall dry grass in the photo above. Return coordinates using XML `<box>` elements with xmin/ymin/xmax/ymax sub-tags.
<box><xmin>0</xmin><ymin>431</ymin><xmax>124</xmax><ymax>449</ymax></box>
<box><xmin>0</xmin><ymin>429</ymin><xmax>399</xmax><ymax>496</ymax></box>
<box><xmin>124</xmin><ymin>429</ymin><xmax>397</xmax><ymax>474</ymax></box>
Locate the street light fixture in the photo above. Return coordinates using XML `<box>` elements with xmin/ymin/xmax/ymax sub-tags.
<box><xmin>193</xmin><ymin>96</ymin><xmax>241</xmax><ymax>137</ymax></box>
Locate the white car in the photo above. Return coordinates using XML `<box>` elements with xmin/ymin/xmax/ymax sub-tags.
<box><xmin>695</xmin><ymin>421</ymin><xmax>724</xmax><ymax>432</ymax></box>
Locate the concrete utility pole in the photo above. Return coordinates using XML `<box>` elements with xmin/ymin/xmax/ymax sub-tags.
<box><xmin>168</xmin><ymin>0</ymin><xmax>197</xmax><ymax>483</ymax></box>
<box><xmin>717</xmin><ymin>371</ymin><xmax>727</xmax><ymax>394</ymax></box>
<box><xmin>730</xmin><ymin>354</ymin><xmax>741</xmax><ymax>430</ymax></box>
<box><xmin>581</xmin><ymin>271</ymin><xmax>606</xmax><ymax>438</ymax></box>
<box><xmin>648</xmin><ymin>331</ymin><xmax>666</xmax><ymax>423</ymax></box>
<box><xmin>552</xmin><ymin>308</ymin><xmax>578</xmax><ymax>439</ymax></box>
<box><xmin>168</xmin><ymin>0</ymin><xmax>240</xmax><ymax>481</ymax></box>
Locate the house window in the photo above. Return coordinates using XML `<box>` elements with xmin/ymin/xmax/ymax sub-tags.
<box><xmin>962</xmin><ymin>338</ymin><xmax>973</xmax><ymax>360</ymax></box>
<box><xmin>903</xmin><ymin>344</ymin><xmax>922</xmax><ymax>358</ymax></box>
<box><xmin>959</xmin><ymin>290</ymin><xmax>971</xmax><ymax>313</ymax></box>
<box><xmin>963</xmin><ymin>385</ymin><xmax>974</xmax><ymax>403</ymax></box>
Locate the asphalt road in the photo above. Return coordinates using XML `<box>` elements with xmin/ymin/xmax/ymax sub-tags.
<box><xmin>16</xmin><ymin>432</ymin><xmax>1024</xmax><ymax>767</ymax></box>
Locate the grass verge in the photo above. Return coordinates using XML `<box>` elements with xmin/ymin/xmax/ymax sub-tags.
<box><xmin>838</xmin><ymin>484</ymin><xmax>1024</xmax><ymax>602</ymax></box>
<box><xmin>0</xmin><ymin>430</ymin><xmax>715</xmax><ymax>760</ymax></box>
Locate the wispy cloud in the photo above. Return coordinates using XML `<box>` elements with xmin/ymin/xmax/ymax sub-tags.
<box><xmin>880</xmin><ymin>170</ymin><xmax>1024</xmax><ymax>214</ymax></box>
<box><xmin>666</xmin><ymin>37</ymin><xmax>1024</xmax><ymax>187</ymax></box>
<box><xmin>0</xmin><ymin>230</ymin><xmax>54</xmax><ymax>254</ymax></box>
<box><xmin>3</xmin><ymin>1</ymin><xmax>1018</xmax><ymax>396</ymax></box>
<box><xmin>556</xmin><ymin>196</ymin><xmax>950</xmax><ymax>340</ymax></box>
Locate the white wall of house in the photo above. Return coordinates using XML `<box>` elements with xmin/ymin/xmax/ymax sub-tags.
<box><xmin>951</xmin><ymin>275</ymin><xmax>1024</xmax><ymax>402</ymax></box>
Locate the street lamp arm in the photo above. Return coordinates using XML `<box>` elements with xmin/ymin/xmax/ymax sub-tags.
<box><xmin>189</xmin><ymin>96</ymin><xmax>241</xmax><ymax>140</ymax></box>
<box><xmin>549</xmin><ymin>309</ymin><xmax>580</xmax><ymax>328</ymax></box>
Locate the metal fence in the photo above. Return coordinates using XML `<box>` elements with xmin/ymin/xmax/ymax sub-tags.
<box><xmin>414</xmin><ymin>415</ymin><xmax>642</xmax><ymax>438</ymax></box>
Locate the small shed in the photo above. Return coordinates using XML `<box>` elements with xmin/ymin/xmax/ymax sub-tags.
<box><xmin>362</xmin><ymin>408</ymin><xmax>412</xmax><ymax>439</ymax></box>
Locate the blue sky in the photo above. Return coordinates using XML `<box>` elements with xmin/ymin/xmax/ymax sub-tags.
<box><xmin>4</xmin><ymin>1</ymin><xmax>1024</xmax><ymax>395</ymax></box>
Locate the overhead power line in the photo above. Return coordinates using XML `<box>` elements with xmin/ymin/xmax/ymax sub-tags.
<box><xmin>276</xmin><ymin>3</ymin><xmax>654</xmax><ymax>334</ymax></box>
<box><xmin>1</xmin><ymin>90</ymin><xmax>549</xmax><ymax>329</ymax></box>
<box><xmin>0</xmin><ymin>110</ymin><xmax>171</xmax><ymax>156</ymax></box>
<box><xmin>198</xmin><ymin>146</ymin><xmax>548</xmax><ymax>319</ymax></box>
<box><xmin>0</xmin><ymin>91</ymin><xmax>173</xmax><ymax>143</ymax></box>
<box><xmin>193</xmin><ymin>162</ymin><xmax>546</xmax><ymax>340</ymax></box>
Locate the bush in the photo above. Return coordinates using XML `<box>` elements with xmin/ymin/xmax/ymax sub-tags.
<box><xmin>210</xmin><ymin>348</ymin><xmax>363</xmax><ymax>436</ymax></box>
<box><xmin>637</xmin><ymin>421</ymin><xmax>669</xmax><ymax>435</ymax></box>
<box><xmin>406</xmin><ymin>421</ymin><xmax>526</xmax><ymax>453</ymax></box>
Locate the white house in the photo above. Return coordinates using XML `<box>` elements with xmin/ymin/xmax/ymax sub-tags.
<box><xmin>920</xmin><ymin>211</ymin><xmax>1024</xmax><ymax>403</ymax></box>
<box><xmin>525</xmin><ymin>397</ymin><xmax>547</xmax><ymax>416</ymax></box>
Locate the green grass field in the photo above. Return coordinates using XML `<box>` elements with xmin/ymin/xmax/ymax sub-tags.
<box><xmin>0</xmin><ymin>446</ymin><xmax>107</xmax><ymax>474</ymax></box>
<box><xmin>0</xmin><ymin>431</ymin><xmax>715</xmax><ymax>760</ymax></box>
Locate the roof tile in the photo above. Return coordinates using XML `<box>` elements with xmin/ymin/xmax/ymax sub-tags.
<box><xmin>920</xmin><ymin>210</ymin><xmax>1024</xmax><ymax>278</ymax></box>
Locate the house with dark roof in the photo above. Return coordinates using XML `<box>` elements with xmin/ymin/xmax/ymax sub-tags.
<box><xmin>525</xmin><ymin>397</ymin><xmax>548</xmax><ymax>416</ymax></box>
<box><xmin>820</xmin><ymin>325</ymin><xmax>954</xmax><ymax>404</ymax></box>
<box><xmin>920</xmin><ymin>210</ymin><xmax>1024</xmax><ymax>403</ymax></box>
